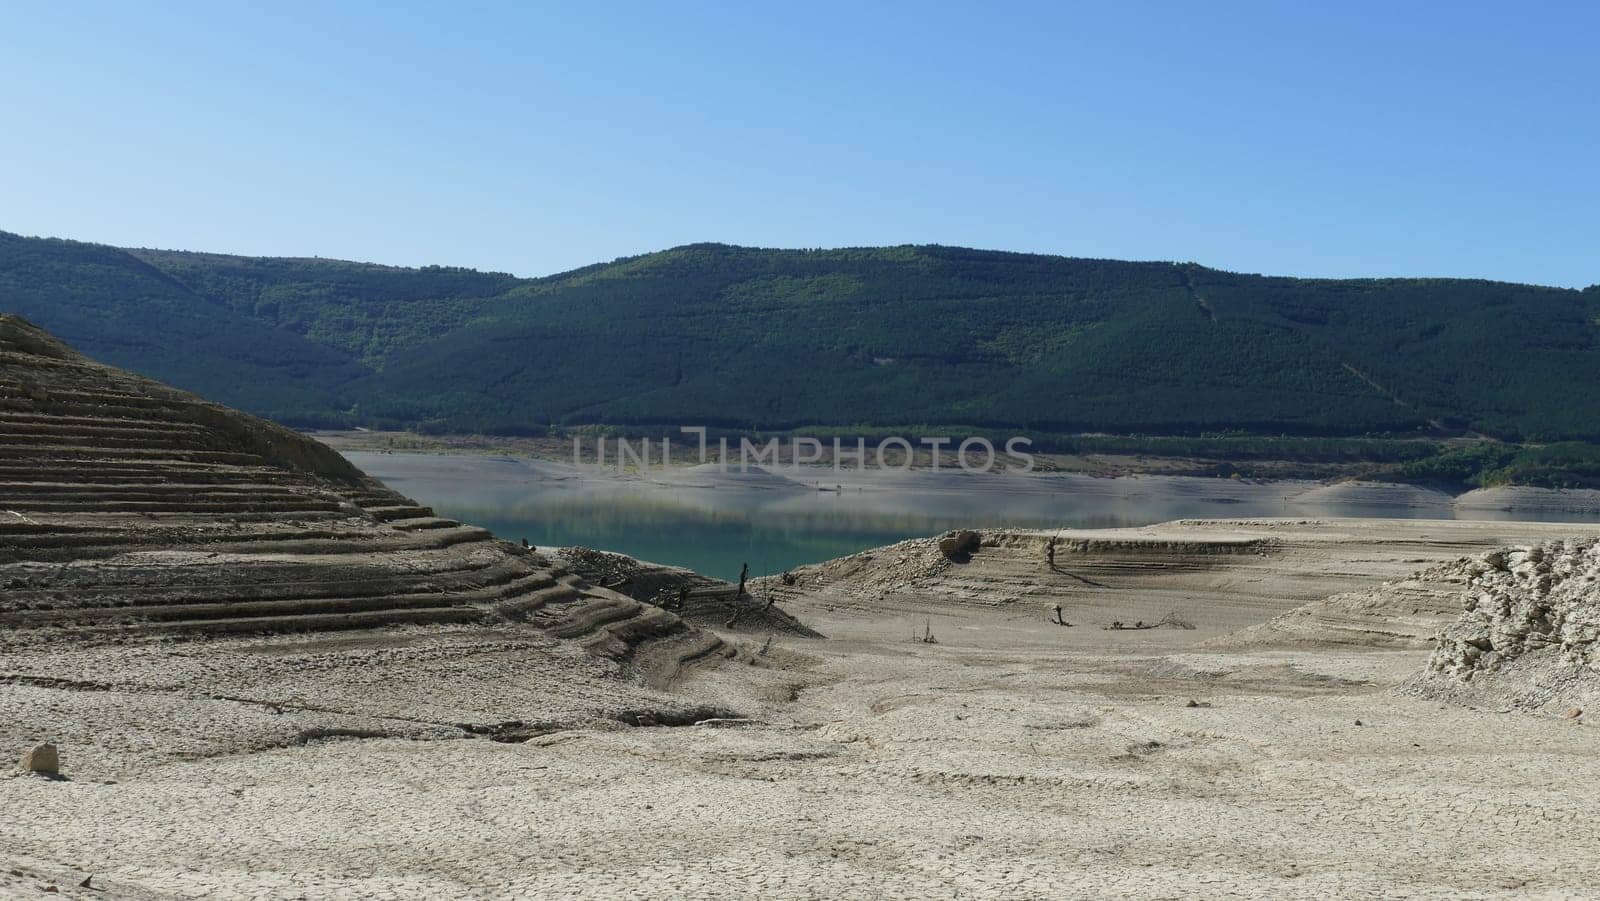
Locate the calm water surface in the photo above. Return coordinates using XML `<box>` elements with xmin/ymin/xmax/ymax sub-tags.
<box><xmin>348</xmin><ymin>452</ymin><xmax>1600</xmax><ymax>584</ymax></box>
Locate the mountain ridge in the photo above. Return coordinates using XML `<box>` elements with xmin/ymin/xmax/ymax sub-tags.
<box><xmin>3</xmin><ymin>229</ymin><xmax>1599</xmax><ymax>441</ymax></box>
<box><xmin>119</xmin><ymin>236</ymin><xmax>1600</xmax><ymax>291</ymax></box>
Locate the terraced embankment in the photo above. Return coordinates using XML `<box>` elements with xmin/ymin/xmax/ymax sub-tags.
<box><xmin>0</xmin><ymin>314</ymin><xmax>720</xmax><ymax>665</ymax></box>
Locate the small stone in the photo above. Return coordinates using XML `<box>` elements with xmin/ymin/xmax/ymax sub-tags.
<box><xmin>1565</xmin><ymin>707</ymin><xmax>1583</xmax><ymax>719</ymax></box>
<box><xmin>19</xmin><ymin>743</ymin><xmax>58</xmax><ymax>775</ymax></box>
<box><xmin>1184</xmin><ymin>699</ymin><xmax>1200</xmax><ymax>708</ymax></box>
<box><xmin>1353</xmin><ymin>719</ymin><xmax>1364</xmax><ymax>727</ymax></box>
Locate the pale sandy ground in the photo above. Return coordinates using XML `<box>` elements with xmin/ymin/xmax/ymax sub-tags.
<box><xmin>5</xmin><ymin>518</ymin><xmax>1600</xmax><ymax>899</ymax></box>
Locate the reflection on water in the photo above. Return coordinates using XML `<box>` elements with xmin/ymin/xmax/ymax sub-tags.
<box><xmin>437</xmin><ymin>495</ymin><xmax>1112</xmax><ymax>585</ymax></box>
<box><xmin>346</xmin><ymin>452</ymin><xmax>1599</xmax><ymax>582</ymax></box>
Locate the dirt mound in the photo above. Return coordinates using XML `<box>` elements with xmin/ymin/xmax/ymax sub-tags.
<box><xmin>556</xmin><ymin>546</ymin><xmax>821</xmax><ymax>637</ymax></box>
<box><xmin>753</xmin><ymin>526</ymin><xmax>1303</xmax><ymax>642</ymax></box>
<box><xmin>778</xmin><ymin>532</ymin><xmax>966</xmax><ymax>593</ymax></box>
<box><xmin>1405</xmin><ymin>540</ymin><xmax>1600</xmax><ymax>712</ymax></box>
<box><xmin>651</xmin><ymin>462</ymin><xmax>808</xmax><ymax>490</ymax></box>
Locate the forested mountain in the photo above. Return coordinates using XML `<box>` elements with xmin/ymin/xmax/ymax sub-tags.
<box><xmin>126</xmin><ymin>248</ymin><xmax>521</xmax><ymax>367</ymax></box>
<box><xmin>0</xmin><ymin>232</ymin><xmax>363</xmax><ymax>421</ymax></box>
<box><xmin>3</xmin><ymin>230</ymin><xmax>1598</xmax><ymax>441</ymax></box>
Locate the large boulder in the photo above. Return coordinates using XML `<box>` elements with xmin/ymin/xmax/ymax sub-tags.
<box><xmin>19</xmin><ymin>743</ymin><xmax>59</xmax><ymax>775</ymax></box>
<box><xmin>937</xmin><ymin>530</ymin><xmax>981</xmax><ymax>559</ymax></box>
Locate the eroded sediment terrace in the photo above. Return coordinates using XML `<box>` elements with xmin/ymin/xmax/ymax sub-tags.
<box><xmin>2</xmin><ymin>316</ymin><xmax>1598</xmax><ymax>898</ymax></box>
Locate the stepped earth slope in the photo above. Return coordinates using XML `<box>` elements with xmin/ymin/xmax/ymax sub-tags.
<box><xmin>0</xmin><ymin>312</ymin><xmax>747</xmax><ymax>669</ymax></box>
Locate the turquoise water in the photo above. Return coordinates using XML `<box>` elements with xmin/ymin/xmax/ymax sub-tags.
<box><xmin>438</xmin><ymin>496</ymin><xmax>1084</xmax><ymax>584</ymax></box>
<box><xmin>347</xmin><ymin>452</ymin><xmax>1600</xmax><ymax>582</ymax></box>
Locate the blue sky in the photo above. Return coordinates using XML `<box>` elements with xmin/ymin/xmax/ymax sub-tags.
<box><xmin>2</xmin><ymin>1</ymin><xmax>1595</xmax><ymax>286</ymax></box>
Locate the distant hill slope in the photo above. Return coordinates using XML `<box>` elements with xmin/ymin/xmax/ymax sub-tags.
<box><xmin>4</xmin><ymin>231</ymin><xmax>1598</xmax><ymax>439</ymax></box>
<box><xmin>127</xmin><ymin>247</ymin><xmax>521</xmax><ymax>367</ymax></box>
<box><xmin>0</xmin><ymin>232</ymin><xmax>366</xmax><ymax>423</ymax></box>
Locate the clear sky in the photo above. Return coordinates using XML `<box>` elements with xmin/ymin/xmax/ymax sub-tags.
<box><xmin>2</xmin><ymin>1</ymin><xmax>1595</xmax><ymax>287</ymax></box>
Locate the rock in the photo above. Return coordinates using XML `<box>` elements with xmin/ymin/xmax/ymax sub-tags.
<box><xmin>1353</xmin><ymin>719</ymin><xmax>1364</xmax><ymax>726</ymax></box>
<box><xmin>937</xmin><ymin>530</ymin><xmax>981</xmax><ymax>559</ymax></box>
<box><xmin>1412</xmin><ymin>539</ymin><xmax>1600</xmax><ymax>711</ymax></box>
<box><xmin>19</xmin><ymin>742</ymin><xmax>58</xmax><ymax>775</ymax></box>
<box><xmin>1184</xmin><ymin>699</ymin><xmax>1200</xmax><ymax>708</ymax></box>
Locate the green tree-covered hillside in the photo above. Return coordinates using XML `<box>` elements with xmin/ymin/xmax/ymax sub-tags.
<box><xmin>4</xmin><ymin>232</ymin><xmax>1598</xmax><ymax>442</ymax></box>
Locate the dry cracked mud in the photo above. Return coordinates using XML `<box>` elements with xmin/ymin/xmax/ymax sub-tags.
<box><xmin>4</xmin><ymin>315</ymin><xmax>1599</xmax><ymax>898</ymax></box>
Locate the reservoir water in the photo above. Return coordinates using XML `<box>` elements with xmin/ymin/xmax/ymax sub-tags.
<box><xmin>346</xmin><ymin>451</ymin><xmax>1600</xmax><ymax>585</ymax></box>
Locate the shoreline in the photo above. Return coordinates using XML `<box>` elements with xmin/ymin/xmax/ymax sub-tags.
<box><xmin>308</xmin><ymin>428</ymin><xmax>1427</xmax><ymax>482</ymax></box>
<box><xmin>333</xmin><ymin>444</ymin><xmax>1600</xmax><ymax>523</ymax></box>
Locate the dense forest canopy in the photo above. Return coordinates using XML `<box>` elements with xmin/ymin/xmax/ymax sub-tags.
<box><xmin>3</xmin><ymin>230</ymin><xmax>1598</xmax><ymax>445</ymax></box>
